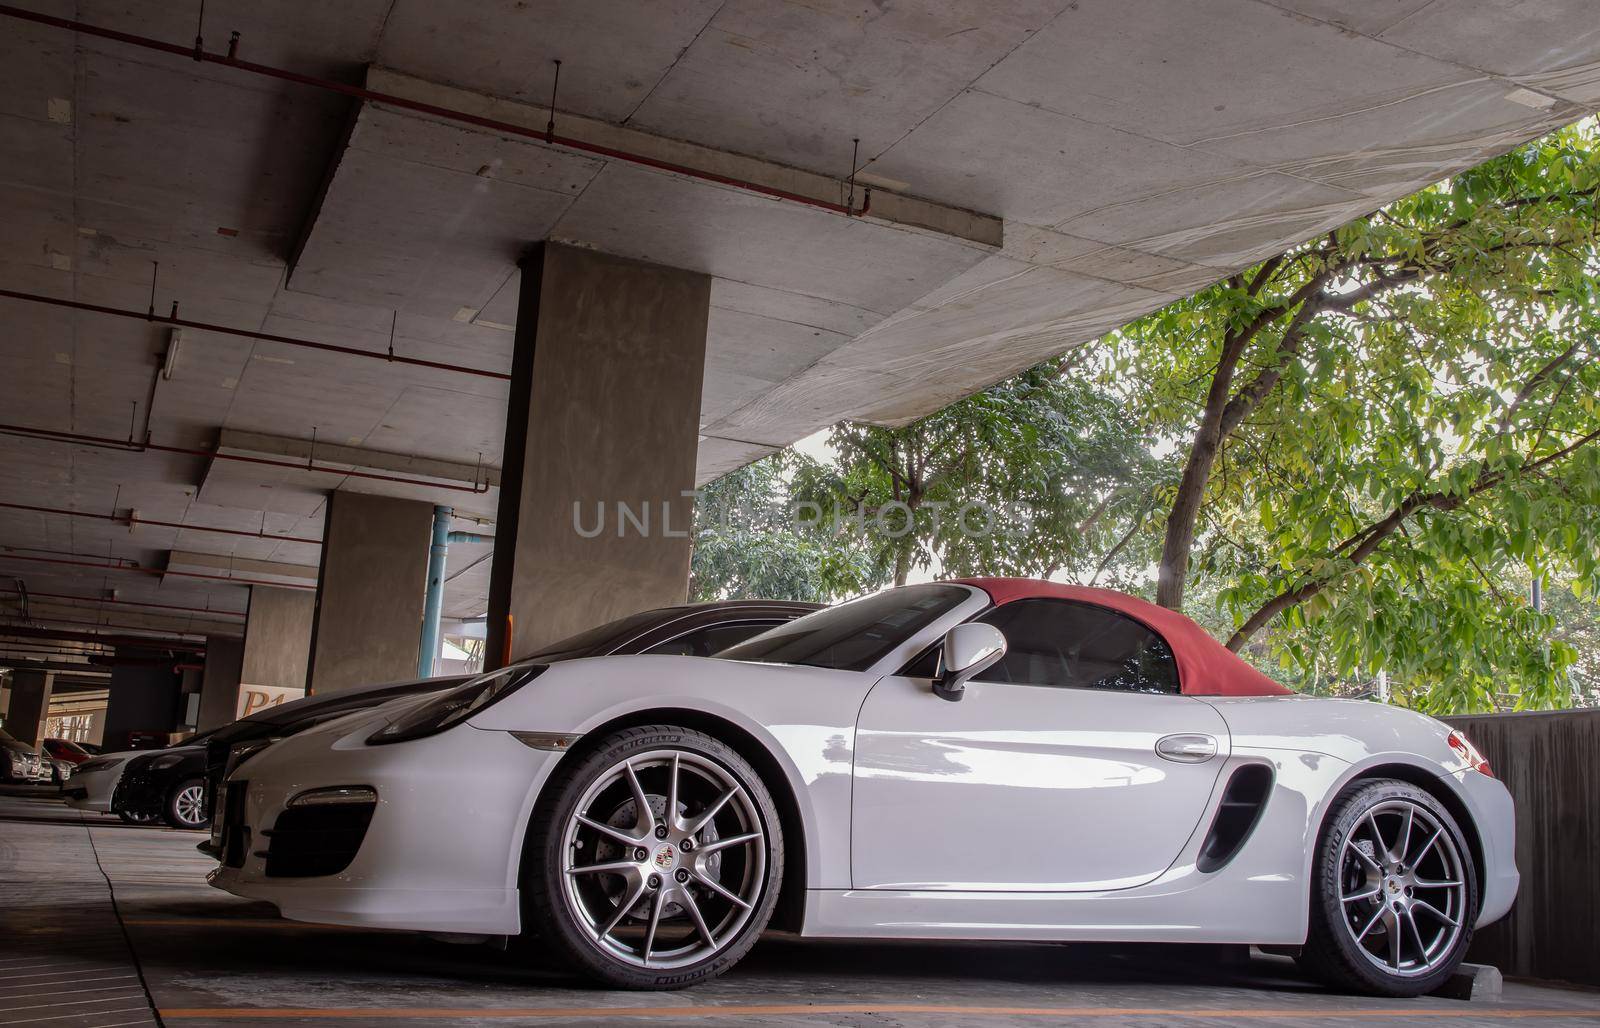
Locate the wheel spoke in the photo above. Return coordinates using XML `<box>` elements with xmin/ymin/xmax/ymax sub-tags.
<box><xmin>1403</xmin><ymin>908</ymin><xmax>1428</xmax><ymax>963</ymax></box>
<box><xmin>686</xmin><ymin>785</ymin><xmax>739</xmax><ymax>835</ymax></box>
<box><xmin>1413</xmin><ymin>827</ymin><xmax>1441</xmax><ymax>867</ymax></box>
<box><xmin>1397</xmin><ymin>806</ymin><xmax>1416</xmax><ymax>863</ymax></box>
<box><xmin>1349</xmin><ymin>843</ymin><xmax>1382</xmax><ymax>873</ymax></box>
<box><xmin>1342</xmin><ymin>885</ymin><xmax>1381</xmax><ymax>903</ymax></box>
<box><xmin>566</xmin><ymin>860</ymin><xmax>636</xmax><ymax>877</ymax></box>
<box><xmin>1354</xmin><ymin>903</ymin><xmax>1385</xmax><ymax>943</ymax></box>
<box><xmin>641</xmin><ymin>887</ymin><xmax>666</xmax><ymax>964</ymax></box>
<box><xmin>1388</xmin><ymin>908</ymin><xmax>1403</xmax><ymax>968</ymax></box>
<box><xmin>623</xmin><ymin>760</ymin><xmax>654</xmax><ymax>836</ymax></box>
<box><xmin>665</xmin><ymin>752</ymin><xmax>681</xmax><ymax>831</ymax></box>
<box><xmin>693</xmin><ymin>869</ymin><xmax>753</xmax><ymax>910</ymax></box>
<box><xmin>1412</xmin><ymin>898</ymin><xmax>1459</xmax><ymax>927</ymax></box>
<box><xmin>576</xmin><ymin>813</ymin><xmax>645</xmax><ymax>847</ymax></box>
<box><xmin>598</xmin><ymin>876</ymin><xmax>649</xmax><ymax>941</ymax></box>
<box><xmin>1413</xmin><ymin>876</ymin><xmax>1462</xmax><ymax>888</ymax></box>
<box><xmin>1364</xmin><ymin>811</ymin><xmax>1390</xmax><ymax>862</ymax></box>
<box><xmin>697</xmin><ymin>830</ymin><xmax>761</xmax><ymax>855</ymax></box>
<box><xmin>681</xmin><ymin>886</ymin><xmax>718</xmax><ymax>948</ymax></box>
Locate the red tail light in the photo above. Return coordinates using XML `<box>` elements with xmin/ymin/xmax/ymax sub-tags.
<box><xmin>1447</xmin><ymin>730</ymin><xmax>1493</xmax><ymax>777</ymax></box>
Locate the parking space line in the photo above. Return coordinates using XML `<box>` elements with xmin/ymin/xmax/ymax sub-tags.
<box><xmin>1</xmin><ymin>1005</ymin><xmax>154</xmax><ymax>1025</ymax></box>
<box><xmin>0</xmin><ymin>987</ymin><xmax>145</xmax><ymax>1002</ymax></box>
<box><xmin>158</xmin><ymin>1004</ymin><xmax>1600</xmax><ymax>1020</ymax></box>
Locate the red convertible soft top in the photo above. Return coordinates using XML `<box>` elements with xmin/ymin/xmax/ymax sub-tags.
<box><xmin>950</xmin><ymin>578</ymin><xmax>1293</xmax><ymax>698</ymax></box>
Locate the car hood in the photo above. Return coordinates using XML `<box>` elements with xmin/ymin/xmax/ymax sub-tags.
<box><xmin>465</xmin><ymin>653</ymin><xmax>876</xmax><ymax>739</ymax></box>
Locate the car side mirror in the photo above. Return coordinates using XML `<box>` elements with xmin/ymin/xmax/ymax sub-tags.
<box><xmin>932</xmin><ymin>623</ymin><xmax>1007</xmax><ymax>702</ymax></box>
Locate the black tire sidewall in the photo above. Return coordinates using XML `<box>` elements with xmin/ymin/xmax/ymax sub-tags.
<box><xmin>1306</xmin><ymin>779</ymin><xmax>1478</xmax><ymax>996</ymax></box>
<box><xmin>165</xmin><ymin>777</ymin><xmax>208</xmax><ymax>829</ymax></box>
<box><xmin>525</xmin><ymin>725</ymin><xmax>784</xmax><ymax>989</ymax></box>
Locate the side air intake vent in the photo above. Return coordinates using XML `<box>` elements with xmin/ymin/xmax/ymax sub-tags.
<box><xmin>1196</xmin><ymin>763</ymin><xmax>1273</xmax><ymax>873</ymax></box>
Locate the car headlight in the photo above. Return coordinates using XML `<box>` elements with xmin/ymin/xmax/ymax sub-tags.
<box><xmin>367</xmin><ymin>665</ymin><xmax>544</xmax><ymax>745</ymax></box>
<box><xmin>225</xmin><ymin>738</ymin><xmax>278</xmax><ymax>777</ymax></box>
<box><xmin>149</xmin><ymin>754</ymin><xmax>184</xmax><ymax>770</ymax></box>
<box><xmin>8</xmin><ymin>754</ymin><xmax>23</xmax><ymax>775</ymax></box>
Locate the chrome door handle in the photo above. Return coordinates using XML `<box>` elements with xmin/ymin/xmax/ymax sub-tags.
<box><xmin>1155</xmin><ymin>734</ymin><xmax>1217</xmax><ymax>763</ymax></box>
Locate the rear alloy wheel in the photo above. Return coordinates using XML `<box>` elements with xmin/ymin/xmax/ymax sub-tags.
<box><xmin>1302</xmin><ymin>779</ymin><xmax>1477</xmax><ymax>996</ymax></box>
<box><xmin>527</xmin><ymin>725</ymin><xmax>783</xmax><ymax>989</ymax></box>
<box><xmin>165</xmin><ymin>778</ymin><xmax>210</xmax><ymax>829</ymax></box>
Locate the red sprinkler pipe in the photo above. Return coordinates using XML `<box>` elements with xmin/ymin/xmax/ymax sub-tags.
<box><xmin>16</xmin><ymin>611</ymin><xmax>232</xmax><ymax>636</ymax></box>
<box><xmin>0</xmin><ymin>501</ymin><xmax>321</xmax><ymax>546</ymax></box>
<box><xmin>0</xmin><ymin>287</ymin><xmax>511</xmax><ymax>383</ymax></box>
<box><xmin>0</xmin><ymin>587</ymin><xmax>246</xmax><ymax>619</ymax></box>
<box><xmin>0</xmin><ymin>5</ymin><xmax>872</xmax><ymax>219</ymax></box>
<box><xmin>0</xmin><ymin>551</ymin><xmax>317</xmax><ymax>591</ymax></box>
<box><xmin>0</xmin><ymin>624</ymin><xmax>208</xmax><ymax>651</ymax></box>
<box><xmin>0</xmin><ymin>423</ymin><xmax>491</xmax><ymax>495</ymax></box>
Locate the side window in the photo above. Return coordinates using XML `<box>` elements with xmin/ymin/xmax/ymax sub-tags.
<box><xmin>970</xmin><ymin>599</ymin><xmax>1179</xmax><ymax>695</ymax></box>
<box><xmin>644</xmin><ymin>620</ymin><xmax>782</xmax><ymax>658</ymax></box>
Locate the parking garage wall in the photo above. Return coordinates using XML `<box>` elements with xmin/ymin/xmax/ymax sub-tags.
<box><xmin>1443</xmin><ymin>708</ymin><xmax>1600</xmax><ymax>987</ymax></box>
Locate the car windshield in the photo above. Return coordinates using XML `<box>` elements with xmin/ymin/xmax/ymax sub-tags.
<box><xmin>0</xmin><ymin>728</ymin><xmax>31</xmax><ymax>753</ymax></box>
<box><xmin>715</xmin><ymin>584</ymin><xmax>971</xmax><ymax>672</ymax></box>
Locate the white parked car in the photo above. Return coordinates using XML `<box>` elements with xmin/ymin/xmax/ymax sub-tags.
<box><xmin>63</xmin><ymin>750</ymin><xmax>144</xmax><ymax>816</ymax></box>
<box><xmin>209</xmin><ymin>579</ymin><xmax>1515</xmax><ymax>996</ymax></box>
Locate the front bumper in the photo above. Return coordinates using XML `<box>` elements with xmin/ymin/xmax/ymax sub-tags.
<box><xmin>207</xmin><ymin>713</ymin><xmax>561</xmax><ymax>936</ymax></box>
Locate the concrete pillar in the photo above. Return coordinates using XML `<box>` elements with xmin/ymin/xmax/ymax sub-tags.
<box><xmin>242</xmin><ymin>585</ymin><xmax>314</xmax><ymax>701</ymax></box>
<box><xmin>101</xmin><ymin>652</ymin><xmax>180</xmax><ymax>750</ymax></box>
<box><xmin>5</xmin><ymin>669</ymin><xmax>54</xmax><ymax>746</ymax></box>
<box><xmin>486</xmin><ymin>243</ymin><xmax>709</xmax><ymax>663</ymax></box>
<box><xmin>196</xmin><ymin>636</ymin><xmax>245</xmax><ymax>731</ymax></box>
<box><xmin>306</xmin><ymin>491</ymin><xmax>433</xmax><ymax>693</ymax></box>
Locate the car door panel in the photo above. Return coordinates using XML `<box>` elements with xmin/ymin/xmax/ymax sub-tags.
<box><xmin>852</xmin><ymin>674</ymin><xmax>1230</xmax><ymax>892</ymax></box>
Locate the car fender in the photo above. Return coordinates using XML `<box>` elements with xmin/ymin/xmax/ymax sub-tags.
<box><xmin>469</xmin><ymin>655</ymin><xmax>873</xmax><ymax>890</ymax></box>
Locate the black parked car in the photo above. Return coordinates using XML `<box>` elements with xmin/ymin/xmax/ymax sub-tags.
<box><xmin>110</xmin><ymin>725</ymin><xmax>230</xmax><ymax>828</ymax></box>
<box><xmin>198</xmin><ymin>599</ymin><xmax>819</xmax><ymax>853</ymax></box>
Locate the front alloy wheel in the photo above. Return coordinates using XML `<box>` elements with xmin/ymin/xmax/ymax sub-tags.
<box><xmin>166</xmin><ymin>778</ymin><xmax>209</xmax><ymax>829</ymax></box>
<box><xmin>527</xmin><ymin>726</ymin><xmax>782</xmax><ymax>989</ymax></box>
<box><xmin>1303</xmin><ymin>779</ymin><xmax>1478</xmax><ymax>996</ymax></box>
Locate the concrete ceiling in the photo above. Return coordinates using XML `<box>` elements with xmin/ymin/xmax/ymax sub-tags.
<box><xmin>2</xmin><ymin>0</ymin><xmax>1597</xmax><ymax>644</ymax></box>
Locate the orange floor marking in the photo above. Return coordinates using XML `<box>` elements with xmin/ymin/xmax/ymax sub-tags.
<box><xmin>160</xmin><ymin>1004</ymin><xmax>1600</xmax><ymax>1020</ymax></box>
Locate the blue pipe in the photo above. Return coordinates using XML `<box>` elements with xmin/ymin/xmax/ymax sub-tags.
<box><xmin>419</xmin><ymin>505</ymin><xmax>453</xmax><ymax>678</ymax></box>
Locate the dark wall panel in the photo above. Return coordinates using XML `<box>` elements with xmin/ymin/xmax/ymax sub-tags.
<box><xmin>1444</xmin><ymin>709</ymin><xmax>1600</xmax><ymax>986</ymax></box>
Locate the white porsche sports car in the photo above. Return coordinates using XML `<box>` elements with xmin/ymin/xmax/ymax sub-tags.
<box><xmin>209</xmin><ymin>579</ymin><xmax>1514</xmax><ymax>995</ymax></box>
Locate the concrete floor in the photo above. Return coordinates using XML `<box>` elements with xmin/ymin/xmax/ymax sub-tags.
<box><xmin>3</xmin><ymin>795</ymin><xmax>1598</xmax><ymax>1028</ymax></box>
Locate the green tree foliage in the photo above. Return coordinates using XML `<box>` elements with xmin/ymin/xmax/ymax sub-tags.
<box><xmin>687</xmin><ymin>455</ymin><xmax>876</xmax><ymax>602</ymax></box>
<box><xmin>1114</xmin><ymin>121</ymin><xmax>1600</xmax><ymax>711</ymax></box>
<box><xmin>788</xmin><ymin>355</ymin><xmax>1163</xmax><ymax>587</ymax></box>
<box><xmin>688</xmin><ymin>123</ymin><xmax>1600</xmax><ymax>713</ymax></box>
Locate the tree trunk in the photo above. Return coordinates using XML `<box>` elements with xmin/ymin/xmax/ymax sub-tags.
<box><xmin>1155</xmin><ymin>437</ymin><xmax>1220</xmax><ymax>610</ymax></box>
<box><xmin>1155</xmin><ymin>269</ymin><xmax>1335</xmax><ymax>611</ymax></box>
<box><xmin>893</xmin><ymin>545</ymin><xmax>910</xmax><ymax>587</ymax></box>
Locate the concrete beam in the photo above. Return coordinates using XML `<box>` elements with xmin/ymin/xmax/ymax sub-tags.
<box><xmin>363</xmin><ymin>68</ymin><xmax>1003</xmax><ymax>250</ymax></box>
<box><xmin>216</xmin><ymin>429</ymin><xmax>502</xmax><ymax>490</ymax></box>
<box><xmin>166</xmin><ymin>550</ymin><xmax>318</xmax><ymax>589</ymax></box>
